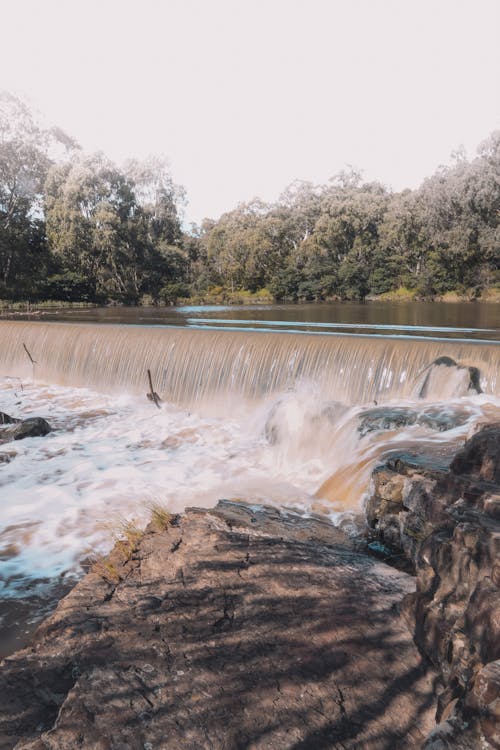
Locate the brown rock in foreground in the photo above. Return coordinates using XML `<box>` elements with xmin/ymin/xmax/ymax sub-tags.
<box><xmin>367</xmin><ymin>424</ymin><xmax>500</xmax><ymax>749</ymax></box>
<box><xmin>0</xmin><ymin>502</ymin><xmax>436</xmax><ymax>750</ymax></box>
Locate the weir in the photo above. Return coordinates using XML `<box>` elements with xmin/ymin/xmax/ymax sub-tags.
<box><xmin>1</xmin><ymin>321</ymin><xmax>499</xmax><ymax>404</ymax></box>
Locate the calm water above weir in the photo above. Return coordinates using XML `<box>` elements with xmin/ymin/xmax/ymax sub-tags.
<box><xmin>0</xmin><ymin>301</ymin><xmax>499</xmax><ymax>655</ymax></box>
<box><xmin>39</xmin><ymin>300</ymin><xmax>500</xmax><ymax>341</ymax></box>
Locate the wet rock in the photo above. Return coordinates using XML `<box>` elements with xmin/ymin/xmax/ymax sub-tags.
<box><xmin>0</xmin><ymin>501</ymin><xmax>437</xmax><ymax>750</ymax></box>
<box><xmin>367</xmin><ymin>424</ymin><xmax>500</xmax><ymax>749</ymax></box>
<box><xmin>0</xmin><ymin>417</ymin><xmax>51</xmax><ymax>443</ymax></box>
<box><xmin>359</xmin><ymin>406</ymin><xmax>419</xmax><ymax>436</ymax></box>
<box><xmin>450</xmin><ymin>423</ymin><xmax>500</xmax><ymax>484</ymax></box>
<box><xmin>416</xmin><ymin>356</ymin><xmax>482</xmax><ymax>399</ymax></box>
<box><xmin>0</xmin><ymin>413</ymin><xmax>21</xmax><ymax>426</ymax></box>
<box><xmin>365</xmin><ymin>454</ymin><xmax>450</xmax><ymax>563</ymax></box>
<box><xmin>358</xmin><ymin>405</ymin><xmax>469</xmax><ymax>437</ymax></box>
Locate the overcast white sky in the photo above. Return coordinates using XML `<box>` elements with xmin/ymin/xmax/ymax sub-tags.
<box><xmin>2</xmin><ymin>0</ymin><xmax>500</xmax><ymax>224</ymax></box>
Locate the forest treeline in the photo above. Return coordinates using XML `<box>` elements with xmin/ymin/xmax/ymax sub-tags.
<box><xmin>1</xmin><ymin>91</ymin><xmax>499</xmax><ymax>305</ymax></box>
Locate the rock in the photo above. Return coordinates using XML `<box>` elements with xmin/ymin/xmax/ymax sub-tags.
<box><xmin>450</xmin><ymin>423</ymin><xmax>500</xmax><ymax>484</ymax></box>
<box><xmin>365</xmin><ymin>452</ymin><xmax>452</xmax><ymax>565</ymax></box>
<box><xmin>367</xmin><ymin>424</ymin><xmax>500</xmax><ymax>749</ymax></box>
<box><xmin>416</xmin><ymin>356</ymin><xmax>482</xmax><ymax>399</ymax></box>
<box><xmin>1</xmin><ymin>417</ymin><xmax>51</xmax><ymax>443</ymax></box>
<box><xmin>0</xmin><ymin>501</ymin><xmax>437</xmax><ymax>750</ymax></box>
<box><xmin>359</xmin><ymin>406</ymin><xmax>419</xmax><ymax>436</ymax></box>
<box><xmin>0</xmin><ymin>413</ymin><xmax>21</xmax><ymax>426</ymax></box>
<box><xmin>358</xmin><ymin>405</ymin><xmax>469</xmax><ymax>437</ymax></box>
<box><xmin>467</xmin><ymin>661</ymin><xmax>500</xmax><ymax>749</ymax></box>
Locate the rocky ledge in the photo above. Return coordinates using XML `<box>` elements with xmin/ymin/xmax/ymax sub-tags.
<box><xmin>367</xmin><ymin>424</ymin><xmax>500</xmax><ymax>749</ymax></box>
<box><xmin>0</xmin><ymin>502</ymin><xmax>437</xmax><ymax>750</ymax></box>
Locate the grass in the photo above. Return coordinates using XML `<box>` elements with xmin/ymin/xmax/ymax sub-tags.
<box><xmin>91</xmin><ymin>518</ymin><xmax>143</xmax><ymax>584</ymax></box>
<box><xmin>373</xmin><ymin>286</ymin><xmax>418</xmax><ymax>302</ymax></box>
<box><xmin>92</xmin><ymin>557</ymin><xmax>122</xmax><ymax>585</ymax></box>
<box><xmin>92</xmin><ymin>505</ymin><xmax>175</xmax><ymax>584</ymax></box>
<box><xmin>373</xmin><ymin>285</ymin><xmax>500</xmax><ymax>303</ymax></box>
<box><xmin>478</xmin><ymin>286</ymin><xmax>500</xmax><ymax>302</ymax></box>
<box><xmin>3</xmin><ymin>284</ymin><xmax>499</xmax><ymax>313</ymax></box>
<box><xmin>114</xmin><ymin>519</ymin><xmax>144</xmax><ymax>560</ymax></box>
<box><xmin>149</xmin><ymin>502</ymin><xmax>174</xmax><ymax>531</ymax></box>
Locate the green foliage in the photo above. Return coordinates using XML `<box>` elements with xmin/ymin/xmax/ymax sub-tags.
<box><xmin>43</xmin><ymin>271</ymin><xmax>96</xmax><ymax>302</ymax></box>
<box><xmin>159</xmin><ymin>282</ymin><xmax>190</xmax><ymax>305</ymax></box>
<box><xmin>338</xmin><ymin>254</ymin><xmax>370</xmax><ymax>300</ymax></box>
<box><xmin>1</xmin><ymin>93</ymin><xmax>499</xmax><ymax>305</ymax></box>
<box><xmin>268</xmin><ymin>266</ymin><xmax>302</xmax><ymax>301</ymax></box>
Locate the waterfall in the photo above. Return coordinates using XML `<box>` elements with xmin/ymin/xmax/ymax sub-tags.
<box><xmin>1</xmin><ymin>321</ymin><xmax>499</xmax><ymax>405</ymax></box>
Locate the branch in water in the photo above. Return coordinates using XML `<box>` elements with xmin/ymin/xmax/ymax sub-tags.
<box><xmin>23</xmin><ymin>343</ymin><xmax>37</xmax><ymax>365</ymax></box>
<box><xmin>147</xmin><ymin>369</ymin><xmax>161</xmax><ymax>409</ymax></box>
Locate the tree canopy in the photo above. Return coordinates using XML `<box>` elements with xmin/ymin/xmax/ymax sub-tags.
<box><xmin>1</xmin><ymin>92</ymin><xmax>498</xmax><ymax>304</ymax></box>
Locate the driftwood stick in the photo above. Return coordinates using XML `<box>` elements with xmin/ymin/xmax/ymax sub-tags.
<box><xmin>147</xmin><ymin>369</ymin><xmax>161</xmax><ymax>409</ymax></box>
<box><xmin>23</xmin><ymin>343</ymin><xmax>37</xmax><ymax>365</ymax></box>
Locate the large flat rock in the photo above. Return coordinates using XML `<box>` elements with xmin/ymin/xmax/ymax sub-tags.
<box><xmin>0</xmin><ymin>502</ymin><xmax>437</xmax><ymax>750</ymax></box>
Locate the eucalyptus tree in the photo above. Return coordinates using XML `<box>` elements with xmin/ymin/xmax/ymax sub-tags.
<box><xmin>0</xmin><ymin>92</ymin><xmax>83</xmax><ymax>299</ymax></box>
<box><xmin>295</xmin><ymin>176</ymin><xmax>390</xmax><ymax>300</ymax></box>
<box><xmin>412</xmin><ymin>132</ymin><xmax>500</xmax><ymax>295</ymax></box>
<box><xmin>124</xmin><ymin>156</ymin><xmax>185</xmax><ymax>246</ymax></box>
<box><xmin>0</xmin><ymin>92</ymin><xmax>50</xmax><ymax>296</ymax></box>
<box><xmin>374</xmin><ymin>189</ymin><xmax>429</xmax><ymax>293</ymax></box>
<box><xmin>203</xmin><ymin>199</ymin><xmax>271</xmax><ymax>291</ymax></box>
<box><xmin>464</xmin><ymin>132</ymin><xmax>500</xmax><ymax>289</ymax></box>
<box><xmin>123</xmin><ymin>156</ymin><xmax>188</xmax><ymax>302</ymax></box>
<box><xmin>45</xmin><ymin>153</ymin><xmax>142</xmax><ymax>301</ymax></box>
<box><xmin>275</xmin><ymin>180</ymin><xmax>323</xmax><ymax>250</ymax></box>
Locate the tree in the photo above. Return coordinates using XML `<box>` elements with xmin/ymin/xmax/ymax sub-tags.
<box><xmin>124</xmin><ymin>156</ymin><xmax>185</xmax><ymax>246</ymax></box>
<box><xmin>0</xmin><ymin>92</ymin><xmax>50</xmax><ymax>296</ymax></box>
<box><xmin>45</xmin><ymin>153</ymin><xmax>142</xmax><ymax>302</ymax></box>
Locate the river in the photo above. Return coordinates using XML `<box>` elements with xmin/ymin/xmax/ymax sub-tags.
<box><xmin>0</xmin><ymin>301</ymin><xmax>499</xmax><ymax>654</ymax></box>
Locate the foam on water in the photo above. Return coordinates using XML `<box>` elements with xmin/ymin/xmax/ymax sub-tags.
<box><xmin>0</xmin><ymin>378</ymin><xmax>329</xmax><ymax>595</ymax></box>
<box><xmin>1</xmin><ymin>373</ymin><xmax>497</xmax><ymax>600</ymax></box>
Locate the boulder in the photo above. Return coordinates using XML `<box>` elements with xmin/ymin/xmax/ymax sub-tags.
<box><xmin>0</xmin><ymin>501</ymin><xmax>437</xmax><ymax>750</ymax></box>
<box><xmin>0</xmin><ymin>417</ymin><xmax>51</xmax><ymax>443</ymax></box>
<box><xmin>358</xmin><ymin>405</ymin><xmax>469</xmax><ymax>437</ymax></box>
<box><xmin>367</xmin><ymin>424</ymin><xmax>500</xmax><ymax>749</ymax></box>
<box><xmin>416</xmin><ymin>356</ymin><xmax>482</xmax><ymax>399</ymax></box>
<box><xmin>0</xmin><ymin>413</ymin><xmax>21</xmax><ymax>426</ymax></box>
<box><xmin>450</xmin><ymin>424</ymin><xmax>500</xmax><ymax>485</ymax></box>
<box><xmin>365</xmin><ymin>448</ymin><xmax>457</xmax><ymax>565</ymax></box>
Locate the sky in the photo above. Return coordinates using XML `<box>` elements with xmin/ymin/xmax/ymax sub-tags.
<box><xmin>2</xmin><ymin>0</ymin><xmax>500</xmax><ymax>224</ymax></box>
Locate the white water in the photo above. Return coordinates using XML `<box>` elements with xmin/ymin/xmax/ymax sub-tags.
<box><xmin>0</xmin><ymin>378</ymin><xmax>337</xmax><ymax>595</ymax></box>
<box><xmin>0</xmin><ymin>371</ymin><xmax>497</xmax><ymax>598</ymax></box>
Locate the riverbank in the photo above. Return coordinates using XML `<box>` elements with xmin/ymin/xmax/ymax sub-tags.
<box><xmin>0</xmin><ymin>286</ymin><xmax>499</xmax><ymax>319</ymax></box>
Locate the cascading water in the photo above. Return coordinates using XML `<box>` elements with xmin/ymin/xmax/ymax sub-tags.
<box><xmin>1</xmin><ymin>321</ymin><xmax>499</xmax><ymax>403</ymax></box>
<box><xmin>0</xmin><ymin>318</ymin><xmax>499</xmax><ymax>655</ymax></box>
